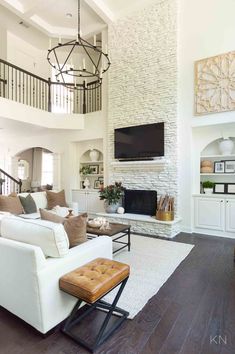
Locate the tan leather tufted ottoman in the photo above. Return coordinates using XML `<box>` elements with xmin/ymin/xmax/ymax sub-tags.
<box><xmin>60</xmin><ymin>258</ymin><xmax>130</xmax><ymax>352</ymax></box>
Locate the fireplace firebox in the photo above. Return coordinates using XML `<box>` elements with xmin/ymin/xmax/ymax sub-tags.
<box><xmin>124</xmin><ymin>189</ymin><xmax>157</xmax><ymax>216</ymax></box>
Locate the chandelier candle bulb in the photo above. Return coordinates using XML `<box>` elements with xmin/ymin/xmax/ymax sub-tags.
<box><xmin>59</xmin><ymin>37</ymin><xmax>62</xmax><ymax>44</ymax></box>
<box><xmin>94</xmin><ymin>35</ymin><xmax>96</xmax><ymax>46</ymax></box>
<box><xmin>83</xmin><ymin>58</ymin><xmax>86</xmax><ymax>69</ymax></box>
<box><xmin>93</xmin><ymin>65</ymin><xmax>95</xmax><ymax>74</ymax></box>
<box><xmin>49</xmin><ymin>38</ymin><xmax>52</xmax><ymax>50</ymax></box>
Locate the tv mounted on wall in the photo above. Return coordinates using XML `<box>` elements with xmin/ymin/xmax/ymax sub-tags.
<box><xmin>114</xmin><ymin>122</ymin><xmax>164</xmax><ymax>160</ymax></box>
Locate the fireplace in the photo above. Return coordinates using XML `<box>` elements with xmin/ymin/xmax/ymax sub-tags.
<box><xmin>124</xmin><ymin>189</ymin><xmax>157</xmax><ymax>216</ymax></box>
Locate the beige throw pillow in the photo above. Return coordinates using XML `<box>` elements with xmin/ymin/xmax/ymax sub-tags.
<box><xmin>0</xmin><ymin>194</ymin><xmax>24</xmax><ymax>215</ymax></box>
<box><xmin>46</xmin><ymin>190</ymin><xmax>67</xmax><ymax>210</ymax></box>
<box><xmin>39</xmin><ymin>208</ymin><xmax>87</xmax><ymax>247</ymax></box>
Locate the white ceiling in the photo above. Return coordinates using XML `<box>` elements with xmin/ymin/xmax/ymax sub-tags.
<box><xmin>0</xmin><ymin>0</ymin><xmax>154</xmax><ymax>38</ymax></box>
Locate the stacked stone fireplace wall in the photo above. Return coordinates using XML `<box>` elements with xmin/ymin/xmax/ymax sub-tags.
<box><xmin>108</xmin><ymin>0</ymin><xmax>179</xmax><ymax>222</ymax></box>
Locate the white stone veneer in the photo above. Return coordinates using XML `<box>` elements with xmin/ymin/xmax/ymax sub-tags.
<box><xmin>107</xmin><ymin>0</ymin><xmax>179</xmax><ymax>237</ymax></box>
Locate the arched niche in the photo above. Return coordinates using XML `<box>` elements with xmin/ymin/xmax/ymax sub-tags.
<box><xmin>201</xmin><ymin>137</ymin><xmax>235</xmax><ymax>156</ymax></box>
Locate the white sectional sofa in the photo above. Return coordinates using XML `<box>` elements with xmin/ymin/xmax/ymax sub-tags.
<box><xmin>0</xmin><ymin>191</ymin><xmax>113</xmax><ymax>334</ymax></box>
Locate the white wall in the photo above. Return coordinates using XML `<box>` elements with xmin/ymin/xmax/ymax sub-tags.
<box><xmin>179</xmin><ymin>0</ymin><xmax>235</xmax><ymax>232</ymax></box>
<box><xmin>0</xmin><ymin>24</ymin><xmax>7</xmax><ymax>60</ymax></box>
<box><xmin>7</xmin><ymin>32</ymin><xmax>50</xmax><ymax>79</ymax></box>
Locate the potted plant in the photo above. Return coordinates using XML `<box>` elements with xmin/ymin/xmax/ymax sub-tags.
<box><xmin>80</xmin><ymin>166</ymin><xmax>92</xmax><ymax>175</ymax></box>
<box><xmin>202</xmin><ymin>181</ymin><xmax>215</xmax><ymax>194</ymax></box>
<box><xmin>99</xmin><ymin>182</ymin><xmax>125</xmax><ymax>213</ymax></box>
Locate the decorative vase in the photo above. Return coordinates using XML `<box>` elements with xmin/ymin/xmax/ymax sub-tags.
<box><xmin>204</xmin><ymin>188</ymin><xmax>213</xmax><ymax>194</ymax></box>
<box><xmin>89</xmin><ymin>149</ymin><xmax>99</xmax><ymax>162</ymax></box>
<box><xmin>83</xmin><ymin>177</ymin><xmax>90</xmax><ymax>189</ymax></box>
<box><xmin>104</xmin><ymin>200</ymin><xmax>120</xmax><ymax>213</ymax></box>
<box><xmin>219</xmin><ymin>138</ymin><xmax>234</xmax><ymax>155</ymax></box>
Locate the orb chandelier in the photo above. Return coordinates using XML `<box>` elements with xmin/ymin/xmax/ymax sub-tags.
<box><xmin>47</xmin><ymin>0</ymin><xmax>111</xmax><ymax>91</ymax></box>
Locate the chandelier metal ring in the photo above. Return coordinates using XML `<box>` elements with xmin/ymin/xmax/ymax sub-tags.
<box><xmin>47</xmin><ymin>0</ymin><xmax>111</xmax><ymax>91</ymax></box>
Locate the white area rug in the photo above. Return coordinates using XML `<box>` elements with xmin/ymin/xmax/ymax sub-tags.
<box><xmin>104</xmin><ymin>235</ymin><xmax>194</xmax><ymax>319</ymax></box>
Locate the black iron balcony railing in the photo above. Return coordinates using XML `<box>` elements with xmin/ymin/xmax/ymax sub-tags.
<box><xmin>0</xmin><ymin>168</ymin><xmax>22</xmax><ymax>195</ymax></box>
<box><xmin>0</xmin><ymin>59</ymin><xmax>101</xmax><ymax>114</ymax></box>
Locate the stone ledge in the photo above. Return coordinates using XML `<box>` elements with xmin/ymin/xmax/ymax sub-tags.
<box><xmin>111</xmin><ymin>159</ymin><xmax>166</xmax><ymax>171</ymax></box>
<box><xmin>96</xmin><ymin>212</ymin><xmax>181</xmax><ymax>225</ymax></box>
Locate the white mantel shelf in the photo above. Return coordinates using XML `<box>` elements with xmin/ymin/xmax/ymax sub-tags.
<box><xmin>111</xmin><ymin>159</ymin><xmax>166</xmax><ymax>170</ymax></box>
<box><xmin>96</xmin><ymin>212</ymin><xmax>181</xmax><ymax>225</ymax></box>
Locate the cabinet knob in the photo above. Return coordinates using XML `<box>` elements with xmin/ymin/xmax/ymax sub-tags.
<box><xmin>226</xmin><ymin>200</ymin><xmax>229</xmax><ymax>203</ymax></box>
<box><xmin>221</xmin><ymin>200</ymin><xmax>223</xmax><ymax>202</ymax></box>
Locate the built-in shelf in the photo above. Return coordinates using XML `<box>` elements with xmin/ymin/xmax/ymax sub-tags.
<box><xmin>80</xmin><ymin>161</ymin><xmax>103</xmax><ymax>164</ymax></box>
<box><xmin>80</xmin><ymin>174</ymin><xmax>103</xmax><ymax>177</ymax></box>
<box><xmin>201</xmin><ymin>154</ymin><xmax>235</xmax><ymax>159</ymax></box>
<box><xmin>200</xmin><ymin>173</ymin><xmax>235</xmax><ymax>176</ymax></box>
<box><xmin>111</xmin><ymin>159</ymin><xmax>166</xmax><ymax>170</ymax></box>
<box><xmin>193</xmin><ymin>193</ymin><xmax>235</xmax><ymax>199</ymax></box>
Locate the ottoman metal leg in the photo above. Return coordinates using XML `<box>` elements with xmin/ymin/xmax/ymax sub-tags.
<box><xmin>62</xmin><ymin>277</ymin><xmax>129</xmax><ymax>353</ymax></box>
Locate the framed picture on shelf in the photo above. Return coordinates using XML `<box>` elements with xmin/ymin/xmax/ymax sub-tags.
<box><xmin>99</xmin><ymin>165</ymin><xmax>104</xmax><ymax>174</ymax></box>
<box><xmin>214</xmin><ymin>161</ymin><xmax>225</xmax><ymax>173</ymax></box>
<box><xmin>227</xmin><ymin>183</ymin><xmax>235</xmax><ymax>194</ymax></box>
<box><xmin>214</xmin><ymin>183</ymin><xmax>226</xmax><ymax>194</ymax></box>
<box><xmin>94</xmin><ymin>180</ymin><xmax>101</xmax><ymax>189</ymax></box>
<box><xmin>225</xmin><ymin>160</ymin><xmax>235</xmax><ymax>173</ymax></box>
<box><xmin>89</xmin><ymin>165</ymin><xmax>99</xmax><ymax>174</ymax></box>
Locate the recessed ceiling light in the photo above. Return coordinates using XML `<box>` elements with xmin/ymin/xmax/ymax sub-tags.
<box><xmin>66</xmin><ymin>13</ymin><xmax>72</xmax><ymax>18</ymax></box>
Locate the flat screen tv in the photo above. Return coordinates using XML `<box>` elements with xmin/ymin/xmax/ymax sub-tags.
<box><xmin>114</xmin><ymin>122</ymin><xmax>164</xmax><ymax>160</ymax></box>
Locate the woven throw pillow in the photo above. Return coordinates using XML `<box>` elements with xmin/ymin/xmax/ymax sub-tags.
<box><xmin>19</xmin><ymin>194</ymin><xmax>37</xmax><ymax>214</ymax></box>
<box><xmin>39</xmin><ymin>208</ymin><xmax>87</xmax><ymax>247</ymax></box>
<box><xmin>46</xmin><ymin>190</ymin><xmax>67</xmax><ymax>209</ymax></box>
<box><xmin>0</xmin><ymin>194</ymin><xmax>24</xmax><ymax>215</ymax></box>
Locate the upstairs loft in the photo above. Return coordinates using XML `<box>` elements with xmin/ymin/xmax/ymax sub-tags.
<box><xmin>0</xmin><ymin>58</ymin><xmax>102</xmax><ymax>116</ymax></box>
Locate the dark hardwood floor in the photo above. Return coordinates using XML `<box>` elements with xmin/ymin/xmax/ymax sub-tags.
<box><xmin>1</xmin><ymin>232</ymin><xmax>235</xmax><ymax>354</ymax></box>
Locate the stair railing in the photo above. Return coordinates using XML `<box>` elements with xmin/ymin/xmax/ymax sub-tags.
<box><xmin>0</xmin><ymin>59</ymin><xmax>102</xmax><ymax>114</ymax></box>
<box><xmin>0</xmin><ymin>168</ymin><xmax>22</xmax><ymax>195</ymax></box>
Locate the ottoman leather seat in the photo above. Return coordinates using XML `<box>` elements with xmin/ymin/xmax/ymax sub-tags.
<box><xmin>59</xmin><ymin>258</ymin><xmax>130</xmax><ymax>303</ymax></box>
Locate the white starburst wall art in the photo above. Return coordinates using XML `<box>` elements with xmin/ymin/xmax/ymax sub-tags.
<box><xmin>195</xmin><ymin>51</ymin><xmax>235</xmax><ymax>115</ymax></box>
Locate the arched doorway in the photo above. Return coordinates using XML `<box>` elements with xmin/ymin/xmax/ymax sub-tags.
<box><xmin>13</xmin><ymin>147</ymin><xmax>54</xmax><ymax>192</ymax></box>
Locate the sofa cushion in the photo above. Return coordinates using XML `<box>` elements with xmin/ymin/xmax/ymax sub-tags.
<box><xmin>0</xmin><ymin>194</ymin><xmax>24</xmax><ymax>215</ymax></box>
<box><xmin>40</xmin><ymin>209</ymin><xmax>88</xmax><ymax>247</ymax></box>
<box><xmin>0</xmin><ymin>216</ymin><xmax>69</xmax><ymax>258</ymax></box>
<box><xmin>19</xmin><ymin>194</ymin><xmax>37</xmax><ymax>214</ymax></box>
<box><xmin>46</xmin><ymin>190</ymin><xmax>67</xmax><ymax>210</ymax></box>
<box><xmin>18</xmin><ymin>192</ymin><xmax>48</xmax><ymax>210</ymax></box>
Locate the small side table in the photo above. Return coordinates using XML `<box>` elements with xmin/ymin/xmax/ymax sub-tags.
<box><xmin>87</xmin><ymin>222</ymin><xmax>131</xmax><ymax>254</ymax></box>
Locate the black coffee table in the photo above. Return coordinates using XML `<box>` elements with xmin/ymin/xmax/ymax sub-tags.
<box><xmin>87</xmin><ymin>222</ymin><xmax>131</xmax><ymax>254</ymax></box>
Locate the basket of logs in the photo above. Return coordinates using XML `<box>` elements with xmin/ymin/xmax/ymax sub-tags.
<box><xmin>156</xmin><ymin>195</ymin><xmax>174</xmax><ymax>221</ymax></box>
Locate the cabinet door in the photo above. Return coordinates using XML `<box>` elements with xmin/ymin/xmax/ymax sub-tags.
<box><xmin>72</xmin><ymin>190</ymin><xmax>87</xmax><ymax>213</ymax></box>
<box><xmin>87</xmin><ymin>191</ymin><xmax>105</xmax><ymax>213</ymax></box>
<box><xmin>194</xmin><ymin>197</ymin><xmax>225</xmax><ymax>231</ymax></box>
<box><xmin>225</xmin><ymin>199</ymin><xmax>235</xmax><ymax>233</ymax></box>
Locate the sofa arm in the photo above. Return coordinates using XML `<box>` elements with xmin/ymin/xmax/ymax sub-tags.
<box><xmin>36</xmin><ymin>236</ymin><xmax>113</xmax><ymax>333</ymax></box>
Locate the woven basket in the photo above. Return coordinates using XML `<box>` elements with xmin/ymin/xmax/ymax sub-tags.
<box><xmin>156</xmin><ymin>211</ymin><xmax>174</xmax><ymax>221</ymax></box>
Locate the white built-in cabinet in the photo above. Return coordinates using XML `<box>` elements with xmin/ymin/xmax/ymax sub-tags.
<box><xmin>72</xmin><ymin>189</ymin><xmax>104</xmax><ymax>214</ymax></box>
<box><xmin>194</xmin><ymin>195</ymin><xmax>235</xmax><ymax>237</ymax></box>
<box><xmin>226</xmin><ymin>199</ymin><xmax>235</xmax><ymax>233</ymax></box>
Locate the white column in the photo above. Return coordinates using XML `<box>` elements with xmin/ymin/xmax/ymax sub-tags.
<box><xmin>52</xmin><ymin>153</ymin><xmax>61</xmax><ymax>191</ymax></box>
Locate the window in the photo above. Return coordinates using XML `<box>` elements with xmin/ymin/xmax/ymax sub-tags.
<box><xmin>18</xmin><ymin>160</ymin><xmax>29</xmax><ymax>180</ymax></box>
<box><xmin>41</xmin><ymin>152</ymin><xmax>53</xmax><ymax>185</ymax></box>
